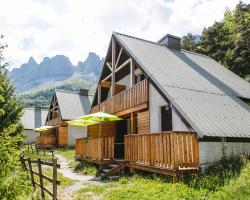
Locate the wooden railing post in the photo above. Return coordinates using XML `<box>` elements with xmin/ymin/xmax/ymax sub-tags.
<box><xmin>27</xmin><ymin>158</ymin><xmax>35</xmax><ymax>188</ymax></box>
<box><xmin>52</xmin><ymin>158</ymin><xmax>57</xmax><ymax>200</ymax></box>
<box><xmin>37</xmin><ymin>158</ymin><xmax>45</xmax><ymax>199</ymax></box>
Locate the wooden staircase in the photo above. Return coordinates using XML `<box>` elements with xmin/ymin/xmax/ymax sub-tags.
<box><xmin>101</xmin><ymin>160</ymin><xmax>128</xmax><ymax>176</ymax></box>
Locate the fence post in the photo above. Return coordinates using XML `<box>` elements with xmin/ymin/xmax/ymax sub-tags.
<box><xmin>37</xmin><ymin>158</ymin><xmax>45</xmax><ymax>200</ymax></box>
<box><xmin>20</xmin><ymin>155</ymin><xmax>27</xmax><ymax>171</ymax></box>
<box><xmin>52</xmin><ymin>158</ymin><xmax>57</xmax><ymax>200</ymax></box>
<box><xmin>27</xmin><ymin>158</ymin><xmax>35</xmax><ymax>187</ymax></box>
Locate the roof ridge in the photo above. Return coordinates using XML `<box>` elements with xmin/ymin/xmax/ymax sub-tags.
<box><xmin>113</xmin><ymin>32</ymin><xmax>164</xmax><ymax>47</ymax></box>
<box><xmin>55</xmin><ymin>89</ymin><xmax>94</xmax><ymax>97</ymax></box>
<box><xmin>113</xmin><ymin>32</ymin><xmax>210</xmax><ymax>58</ymax></box>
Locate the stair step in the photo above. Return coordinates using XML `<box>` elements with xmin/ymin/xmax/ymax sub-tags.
<box><xmin>102</xmin><ymin>169</ymin><xmax>110</xmax><ymax>173</ymax></box>
<box><xmin>109</xmin><ymin>164</ymin><xmax>119</xmax><ymax>168</ymax></box>
<box><xmin>108</xmin><ymin>175</ymin><xmax>120</xmax><ymax>181</ymax></box>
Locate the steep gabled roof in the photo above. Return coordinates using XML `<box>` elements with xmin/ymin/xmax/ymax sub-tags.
<box><xmin>112</xmin><ymin>32</ymin><xmax>250</xmax><ymax>138</ymax></box>
<box><xmin>55</xmin><ymin>90</ymin><xmax>93</xmax><ymax>120</ymax></box>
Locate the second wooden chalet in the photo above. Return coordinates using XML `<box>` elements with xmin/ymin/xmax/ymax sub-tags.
<box><xmin>36</xmin><ymin>89</ymin><xmax>93</xmax><ymax>147</ymax></box>
<box><xmin>75</xmin><ymin>32</ymin><xmax>250</xmax><ymax>177</ymax></box>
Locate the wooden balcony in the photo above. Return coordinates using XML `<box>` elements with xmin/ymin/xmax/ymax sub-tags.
<box><xmin>91</xmin><ymin>79</ymin><xmax>149</xmax><ymax>115</ymax></box>
<box><xmin>124</xmin><ymin>131</ymin><xmax>199</xmax><ymax>171</ymax></box>
<box><xmin>75</xmin><ymin>136</ymin><xmax>114</xmax><ymax>163</ymax></box>
<box><xmin>46</xmin><ymin>117</ymin><xmax>61</xmax><ymax>126</ymax></box>
<box><xmin>36</xmin><ymin>135</ymin><xmax>56</xmax><ymax>147</ymax></box>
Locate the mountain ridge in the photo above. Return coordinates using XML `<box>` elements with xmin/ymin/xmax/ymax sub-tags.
<box><xmin>9</xmin><ymin>52</ymin><xmax>104</xmax><ymax>93</ymax></box>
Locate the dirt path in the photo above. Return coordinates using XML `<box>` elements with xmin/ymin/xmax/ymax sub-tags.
<box><xmin>55</xmin><ymin>154</ymin><xmax>101</xmax><ymax>200</ymax></box>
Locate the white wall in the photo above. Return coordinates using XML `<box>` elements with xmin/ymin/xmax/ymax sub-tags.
<box><xmin>23</xmin><ymin>129</ymin><xmax>39</xmax><ymax>144</ymax></box>
<box><xmin>172</xmin><ymin>107</ymin><xmax>190</xmax><ymax>131</ymax></box>
<box><xmin>117</xmin><ymin>74</ymin><xmax>130</xmax><ymax>89</ymax></box>
<box><xmin>199</xmin><ymin>141</ymin><xmax>250</xmax><ymax>166</ymax></box>
<box><xmin>149</xmin><ymin>83</ymin><xmax>190</xmax><ymax>132</ymax></box>
<box><xmin>68</xmin><ymin>125</ymin><xmax>87</xmax><ymax>147</ymax></box>
<box><xmin>149</xmin><ymin>83</ymin><xmax>167</xmax><ymax>132</ymax></box>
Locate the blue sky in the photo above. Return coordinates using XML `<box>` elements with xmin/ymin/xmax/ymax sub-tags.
<box><xmin>0</xmin><ymin>0</ymin><xmax>248</xmax><ymax>69</ymax></box>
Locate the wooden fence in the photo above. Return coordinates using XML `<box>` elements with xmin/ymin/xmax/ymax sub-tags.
<box><xmin>20</xmin><ymin>155</ymin><xmax>60</xmax><ymax>200</ymax></box>
<box><xmin>23</xmin><ymin>144</ymin><xmax>54</xmax><ymax>158</ymax></box>
<box><xmin>75</xmin><ymin>136</ymin><xmax>114</xmax><ymax>161</ymax></box>
<box><xmin>125</xmin><ymin>131</ymin><xmax>199</xmax><ymax>170</ymax></box>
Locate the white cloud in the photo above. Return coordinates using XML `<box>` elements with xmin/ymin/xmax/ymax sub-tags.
<box><xmin>0</xmin><ymin>0</ymin><xmax>245</xmax><ymax>69</ymax></box>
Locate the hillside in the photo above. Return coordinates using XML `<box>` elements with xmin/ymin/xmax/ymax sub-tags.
<box><xmin>19</xmin><ymin>76</ymin><xmax>96</xmax><ymax>108</ymax></box>
<box><xmin>9</xmin><ymin>52</ymin><xmax>103</xmax><ymax>93</ymax></box>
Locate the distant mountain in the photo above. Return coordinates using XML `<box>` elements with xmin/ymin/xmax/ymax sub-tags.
<box><xmin>19</xmin><ymin>76</ymin><xmax>96</xmax><ymax>108</ymax></box>
<box><xmin>76</xmin><ymin>52</ymin><xmax>104</xmax><ymax>83</ymax></box>
<box><xmin>9</xmin><ymin>52</ymin><xmax>104</xmax><ymax>93</ymax></box>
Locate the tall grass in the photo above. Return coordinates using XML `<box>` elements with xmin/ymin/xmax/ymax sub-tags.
<box><xmin>74</xmin><ymin>155</ymin><xmax>250</xmax><ymax>200</ymax></box>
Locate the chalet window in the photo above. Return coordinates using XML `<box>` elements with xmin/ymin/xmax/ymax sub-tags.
<box><xmin>161</xmin><ymin>105</ymin><xmax>172</xmax><ymax>131</ymax></box>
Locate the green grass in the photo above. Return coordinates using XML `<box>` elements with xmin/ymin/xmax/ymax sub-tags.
<box><xmin>22</xmin><ymin>149</ymin><xmax>53</xmax><ymax>162</ymax></box>
<box><xmin>74</xmin><ymin>155</ymin><xmax>250</xmax><ymax>200</ymax></box>
<box><xmin>55</xmin><ymin>147</ymin><xmax>75</xmax><ymax>161</ymax></box>
<box><xmin>69</xmin><ymin>160</ymin><xmax>97</xmax><ymax>176</ymax></box>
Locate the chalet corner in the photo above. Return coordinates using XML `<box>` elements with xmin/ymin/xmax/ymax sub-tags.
<box><xmin>36</xmin><ymin>89</ymin><xmax>93</xmax><ymax>147</ymax></box>
<box><xmin>75</xmin><ymin>32</ymin><xmax>250</xmax><ymax>177</ymax></box>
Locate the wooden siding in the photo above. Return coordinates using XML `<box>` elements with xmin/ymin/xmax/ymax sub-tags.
<box><xmin>87</xmin><ymin>122</ymin><xmax>115</xmax><ymax>137</ymax></box>
<box><xmin>137</xmin><ymin>111</ymin><xmax>150</xmax><ymax>134</ymax></box>
<box><xmin>36</xmin><ymin>129</ymin><xmax>56</xmax><ymax>147</ymax></box>
<box><xmin>58</xmin><ymin>127</ymin><xmax>68</xmax><ymax>146</ymax></box>
<box><xmin>125</xmin><ymin>132</ymin><xmax>199</xmax><ymax>169</ymax></box>
<box><xmin>91</xmin><ymin>79</ymin><xmax>149</xmax><ymax>115</ymax></box>
<box><xmin>75</xmin><ymin>136</ymin><xmax>114</xmax><ymax>161</ymax></box>
<box><xmin>46</xmin><ymin>117</ymin><xmax>61</xmax><ymax>126</ymax></box>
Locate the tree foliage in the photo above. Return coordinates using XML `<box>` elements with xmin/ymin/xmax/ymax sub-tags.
<box><xmin>0</xmin><ymin>35</ymin><xmax>31</xmax><ymax>199</ymax></box>
<box><xmin>182</xmin><ymin>1</ymin><xmax>250</xmax><ymax>80</ymax></box>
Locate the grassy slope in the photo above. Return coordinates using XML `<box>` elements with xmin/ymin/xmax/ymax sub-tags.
<box><xmin>19</xmin><ymin>76</ymin><xmax>96</xmax><ymax>108</ymax></box>
<box><xmin>74</xmin><ymin>156</ymin><xmax>250</xmax><ymax>200</ymax></box>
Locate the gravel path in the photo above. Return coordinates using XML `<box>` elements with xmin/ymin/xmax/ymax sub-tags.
<box><xmin>56</xmin><ymin>154</ymin><xmax>101</xmax><ymax>200</ymax></box>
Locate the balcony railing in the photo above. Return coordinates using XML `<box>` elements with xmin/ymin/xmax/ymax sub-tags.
<box><xmin>75</xmin><ymin>136</ymin><xmax>114</xmax><ymax>161</ymax></box>
<box><xmin>124</xmin><ymin>131</ymin><xmax>199</xmax><ymax>169</ymax></box>
<box><xmin>36</xmin><ymin>135</ymin><xmax>56</xmax><ymax>147</ymax></box>
<box><xmin>91</xmin><ymin>79</ymin><xmax>149</xmax><ymax>114</ymax></box>
<box><xmin>46</xmin><ymin>117</ymin><xmax>61</xmax><ymax>126</ymax></box>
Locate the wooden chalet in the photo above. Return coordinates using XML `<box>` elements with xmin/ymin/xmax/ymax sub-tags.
<box><xmin>75</xmin><ymin>32</ymin><xmax>250</xmax><ymax>178</ymax></box>
<box><xmin>36</xmin><ymin>89</ymin><xmax>92</xmax><ymax>147</ymax></box>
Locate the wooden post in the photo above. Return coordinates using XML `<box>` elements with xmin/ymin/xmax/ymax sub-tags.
<box><xmin>98</xmin><ymin>84</ymin><xmax>101</xmax><ymax>104</ymax></box>
<box><xmin>37</xmin><ymin>158</ymin><xmax>45</xmax><ymax>199</ymax></box>
<box><xmin>27</xmin><ymin>158</ymin><xmax>35</xmax><ymax>187</ymax></box>
<box><xmin>52</xmin><ymin>158</ymin><xmax>57</xmax><ymax>200</ymax></box>
<box><xmin>131</xmin><ymin>112</ymin><xmax>135</xmax><ymax>134</ymax></box>
<box><xmin>130</xmin><ymin>60</ymin><xmax>135</xmax><ymax>87</ymax></box>
<box><xmin>20</xmin><ymin>155</ymin><xmax>27</xmax><ymax>171</ymax></box>
<box><xmin>111</xmin><ymin>37</ymin><xmax>116</xmax><ymax>96</ymax></box>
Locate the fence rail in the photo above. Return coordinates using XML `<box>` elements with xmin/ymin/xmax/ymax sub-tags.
<box><xmin>23</xmin><ymin>144</ymin><xmax>54</xmax><ymax>158</ymax></box>
<box><xmin>20</xmin><ymin>155</ymin><xmax>60</xmax><ymax>200</ymax></box>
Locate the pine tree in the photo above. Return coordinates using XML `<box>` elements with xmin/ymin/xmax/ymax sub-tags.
<box><xmin>0</xmin><ymin>35</ymin><xmax>31</xmax><ymax>199</ymax></box>
<box><xmin>182</xmin><ymin>2</ymin><xmax>250</xmax><ymax>80</ymax></box>
<box><xmin>229</xmin><ymin>2</ymin><xmax>250</xmax><ymax>78</ymax></box>
<box><xmin>182</xmin><ymin>33</ymin><xmax>197</xmax><ymax>51</ymax></box>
